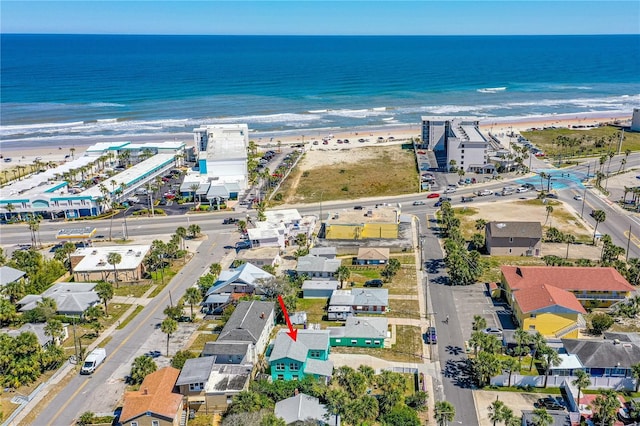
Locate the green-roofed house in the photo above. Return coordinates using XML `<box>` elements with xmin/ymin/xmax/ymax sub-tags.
<box><xmin>268</xmin><ymin>329</ymin><xmax>333</xmax><ymax>382</ymax></box>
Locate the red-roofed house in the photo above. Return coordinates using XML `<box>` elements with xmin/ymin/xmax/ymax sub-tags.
<box><xmin>501</xmin><ymin>266</ymin><xmax>636</xmax><ymax>338</ymax></box>
<box><xmin>120</xmin><ymin>367</ymin><xmax>184</xmax><ymax>426</ymax></box>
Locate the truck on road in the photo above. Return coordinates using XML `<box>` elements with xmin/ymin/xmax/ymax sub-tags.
<box><xmin>80</xmin><ymin>348</ymin><xmax>106</xmax><ymax>375</ymax></box>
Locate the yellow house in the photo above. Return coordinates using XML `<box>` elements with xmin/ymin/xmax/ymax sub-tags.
<box><xmin>324</xmin><ymin>206</ymin><xmax>400</xmax><ymax>240</ymax></box>
<box><xmin>501</xmin><ymin>266</ymin><xmax>635</xmax><ymax>338</ymax></box>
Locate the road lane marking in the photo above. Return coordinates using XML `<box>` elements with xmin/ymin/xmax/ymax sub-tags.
<box><xmin>624</xmin><ymin>230</ymin><xmax>640</xmax><ymax>249</ymax></box>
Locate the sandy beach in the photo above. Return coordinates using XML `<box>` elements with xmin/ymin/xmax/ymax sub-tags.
<box><xmin>0</xmin><ymin>112</ymin><xmax>631</xmax><ymax>172</ymax></box>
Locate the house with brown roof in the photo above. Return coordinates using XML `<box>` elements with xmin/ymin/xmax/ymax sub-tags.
<box><xmin>120</xmin><ymin>367</ymin><xmax>183</xmax><ymax>426</ymax></box>
<box><xmin>501</xmin><ymin>266</ymin><xmax>636</xmax><ymax>338</ymax></box>
<box><xmin>485</xmin><ymin>221</ymin><xmax>542</xmax><ymax>256</ymax></box>
<box><xmin>355</xmin><ymin>247</ymin><xmax>390</xmax><ymax>265</ymax></box>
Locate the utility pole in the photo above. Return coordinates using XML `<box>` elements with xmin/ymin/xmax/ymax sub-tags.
<box><xmin>627</xmin><ymin>224</ymin><xmax>632</xmax><ymax>262</ymax></box>
<box><xmin>580</xmin><ymin>186</ymin><xmax>587</xmax><ymax>219</ymax></box>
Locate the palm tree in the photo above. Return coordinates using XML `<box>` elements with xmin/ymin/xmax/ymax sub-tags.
<box><xmin>189</xmin><ymin>183</ymin><xmax>199</xmax><ymax>204</ymax></box>
<box><xmin>336</xmin><ymin>266</ymin><xmax>351</xmax><ymax>289</ymax></box>
<box><xmin>532</xmin><ymin>408</ymin><xmax>553</xmax><ymax>426</ymax></box>
<box><xmin>541</xmin><ymin>347</ymin><xmax>562</xmax><ymax>387</ymax></box>
<box><xmin>564</xmin><ymin>234</ymin><xmax>576</xmax><ymax>259</ymax></box>
<box><xmin>529</xmin><ymin>332</ymin><xmax>546</xmax><ymax>371</ymax></box>
<box><xmin>44</xmin><ymin>319</ymin><xmax>65</xmax><ymax>346</ymax></box>
<box><xmin>184</xmin><ymin>287</ymin><xmax>200</xmax><ymax>318</ymax></box>
<box><xmin>632</xmin><ymin>362</ymin><xmax>640</xmax><ymax>392</ymax></box>
<box><xmin>175</xmin><ymin>226</ymin><xmax>187</xmax><ymax>250</ymax></box>
<box><xmin>488</xmin><ymin>399</ymin><xmax>507</xmax><ymax>426</ymax></box>
<box><xmin>513</xmin><ymin>328</ymin><xmax>531</xmax><ymax>364</ymax></box>
<box><xmin>160</xmin><ymin>317</ymin><xmax>178</xmax><ymax>357</ymax></box>
<box><xmin>503</xmin><ymin>357</ymin><xmax>520</xmax><ymax>387</ymax></box>
<box><xmin>434</xmin><ymin>401</ymin><xmax>455</xmax><ymax>426</ymax></box>
<box><xmin>572</xmin><ymin>370</ymin><xmax>591</xmax><ymax>409</ymax></box>
<box><xmin>591</xmin><ymin>389</ymin><xmax>620</xmax><ymax>426</ymax></box>
<box><xmin>472</xmin><ymin>315</ymin><xmax>487</xmax><ymax>331</ymax></box>
<box><xmin>475</xmin><ymin>218</ymin><xmax>487</xmax><ymax>232</ymax></box>
<box><xmin>107</xmin><ymin>252</ymin><xmax>122</xmax><ymax>288</ymax></box>
<box><xmin>188</xmin><ymin>223</ymin><xmax>201</xmax><ymax>238</ymax></box>
<box><xmin>592</xmin><ymin>209</ymin><xmax>606</xmax><ymax>244</ymax></box>
<box><xmin>209</xmin><ymin>263</ymin><xmax>222</xmax><ymax>278</ymax></box>
<box><xmin>544</xmin><ymin>205</ymin><xmax>554</xmax><ymax>226</ymax></box>
<box><xmin>70</xmin><ymin>147</ymin><xmax>76</xmax><ymax>160</ymax></box>
<box><xmin>94</xmin><ymin>281</ymin><xmax>114</xmax><ymax>315</ymax></box>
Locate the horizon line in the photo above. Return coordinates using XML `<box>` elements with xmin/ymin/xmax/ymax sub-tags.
<box><xmin>2</xmin><ymin>32</ymin><xmax>639</xmax><ymax>37</ymax></box>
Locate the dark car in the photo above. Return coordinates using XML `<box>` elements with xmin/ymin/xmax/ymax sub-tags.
<box><xmin>364</xmin><ymin>279</ymin><xmax>384</xmax><ymax>287</ymax></box>
<box><xmin>354</xmin><ymin>206</ymin><xmax>364</xmax><ymax>210</ymax></box>
<box><xmin>426</xmin><ymin>326</ymin><xmax>437</xmax><ymax>344</ymax></box>
<box><xmin>537</xmin><ymin>397</ymin><xmax>565</xmax><ymax>411</ymax></box>
<box><xmin>235</xmin><ymin>240</ymin><xmax>251</xmax><ymax>251</ymax></box>
<box><xmin>461</xmin><ymin>196</ymin><xmax>474</xmax><ymax>203</ymax></box>
<box><xmin>223</xmin><ymin>217</ymin><xmax>238</xmax><ymax>224</ymax></box>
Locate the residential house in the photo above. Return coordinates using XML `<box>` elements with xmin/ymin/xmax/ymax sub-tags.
<box><xmin>216</xmin><ymin>300</ymin><xmax>275</xmax><ymax>362</ymax></box>
<box><xmin>235</xmin><ymin>247</ymin><xmax>281</xmax><ymax>268</ymax></box>
<box><xmin>327</xmin><ymin>289</ymin><xmax>389</xmax><ymax>320</ymax></box>
<box><xmin>201</xmin><ymin>294</ymin><xmax>232</xmax><ymax>315</ymax></box>
<box><xmin>202</xmin><ymin>341</ymin><xmax>252</xmax><ymax>365</ymax></box>
<box><xmin>275</xmin><ymin>392</ymin><xmax>339</xmax><ymax>425</ymax></box>
<box><xmin>309</xmin><ymin>247</ymin><xmax>337</xmax><ymax>259</ymax></box>
<box><xmin>71</xmin><ymin>245</ymin><xmax>151</xmax><ymax>282</ymax></box>
<box><xmin>328</xmin><ymin>317</ymin><xmax>388</xmax><ymax>347</ymax></box>
<box><xmin>17</xmin><ymin>282</ymin><xmax>100</xmax><ymax>317</ymax></box>
<box><xmin>302</xmin><ymin>280</ymin><xmax>339</xmax><ymax>298</ymax></box>
<box><xmin>205</xmin><ymin>263</ymin><xmax>274</xmax><ymax>297</ymax></box>
<box><xmin>289</xmin><ymin>312</ymin><xmax>308</xmax><ymax>326</ymax></box>
<box><xmin>0</xmin><ymin>266</ymin><xmax>25</xmax><ymax>290</ymax></box>
<box><xmin>269</xmin><ymin>329</ymin><xmax>333</xmax><ymax>382</ymax></box>
<box><xmin>485</xmin><ymin>222</ymin><xmax>542</xmax><ymax>257</ymax></box>
<box><xmin>355</xmin><ymin>247</ymin><xmax>390</xmax><ymax>265</ymax></box>
<box><xmin>521</xmin><ymin>410</ymin><xmax>571</xmax><ymax>426</ymax></box>
<box><xmin>296</xmin><ymin>255</ymin><xmax>341</xmax><ymax>279</ymax></box>
<box><xmin>324</xmin><ymin>206</ymin><xmax>400</xmax><ymax>240</ymax></box>
<box><xmin>501</xmin><ymin>266</ymin><xmax>635</xmax><ymax>338</ymax></box>
<box><xmin>176</xmin><ymin>357</ymin><xmax>252</xmax><ymax>414</ymax></box>
<box><xmin>4</xmin><ymin>323</ymin><xmax>69</xmax><ymax>347</ymax></box>
<box><xmin>120</xmin><ymin>367</ymin><xmax>183</xmax><ymax>426</ymax></box>
<box><xmin>247</xmin><ymin>223</ymin><xmax>286</xmax><ymax>250</ymax></box>
<box><xmin>557</xmin><ymin>338</ymin><xmax>640</xmax><ymax>378</ymax></box>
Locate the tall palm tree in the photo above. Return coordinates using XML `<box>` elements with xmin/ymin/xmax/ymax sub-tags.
<box><xmin>488</xmin><ymin>399</ymin><xmax>507</xmax><ymax>426</ymax></box>
<box><xmin>184</xmin><ymin>287</ymin><xmax>201</xmax><ymax>318</ymax></box>
<box><xmin>95</xmin><ymin>281</ymin><xmax>114</xmax><ymax>315</ymax></box>
<box><xmin>336</xmin><ymin>266</ymin><xmax>351</xmax><ymax>290</ymax></box>
<box><xmin>564</xmin><ymin>234</ymin><xmax>576</xmax><ymax>259</ymax></box>
<box><xmin>434</xmin><ymin>401</ymin><xmax>455</xmax><ymax>426</ymax></box>
<box><xmin>107</xmin><ymin>252</ymin><xmax>122</xmax><ymax>288</ymax></box>
<box><xmin>160</xmin><ymin>317</ymin><xmax>178</xmax><ymax>357</ymax></box>
<box><xmin>572</xmin><ymin>370</ymin><xmax>591</xmax><ymax>409</ymax></box>
<box><xmin>592</xmin><ymin>209</ymin><xmax>606</xmax><ymax>244</ymax></box>
<box><xmin>532</xmin><ymin>408</ymin><xmax>553</xmax><ymax>426</ymax></box>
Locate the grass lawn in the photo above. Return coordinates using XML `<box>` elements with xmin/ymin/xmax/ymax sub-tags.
<box><xmin>113</xmin><ymin>283</ymin><xmax>153</xmax><ymax>298</ymax></box>
<box><xmin>149</xmin><ymin>268</ymin><xmax>178</xmax><ymax>297</ymax></box>
<box><xmin>296</xmin><ymin>298</ymin><xmax>332</xmax><ymax>325</ymax></box>
<box><xmin>392</xmin><ymin>254</ymin><xmax>416</xmax><ymax>265</ymax></box>
<box><xmin>521</xmin><ymin>125</ymin><xmax>640</xmax><ymax>158</ymax></box>
<box><xmin>188</xmin><ymin>332</ymin><xmax>219</xmax><ymax>352</ymax></box>
<box><xmin>349</xmin><ymin>268</ymin><xmax>383</xmax><ymax>281</ymax></box>
<box><xmin>332</xmin><ymin>325</ymin><xmax>424</xmax><ymax>363</ymax></box>
<box><xmin>116</xmin><ymin>305</ymin><xmax>144</xmax><ymax>330</ymax></box>
<box><xmin>102</xmin><ymin>302</ymin><xmax>132</xmax><ymax>327</ymax></box>
<box><xmin>389</xmin><ymin>299</ymin><xmax>421</xmax><ymax>319</ymax></box>
<box><xmin>386</xmin><ymin>266</ymin><xmax>418</xmax><ymax>295</ymax></box>
<box><xmin>479</xmin><ymin>255</ymin><xmax>546</xmax><ymax>282</ymax></box>
<box><xmin>279</xmin><ymin>145</ymin><xmax>419</xmax><ymax>203</ymax></box>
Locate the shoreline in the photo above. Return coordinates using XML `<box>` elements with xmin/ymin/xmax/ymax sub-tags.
<box><xmin>0</xmin><ymin>111</ymin><xmax>632</xmax><ymax>170</ymax></box>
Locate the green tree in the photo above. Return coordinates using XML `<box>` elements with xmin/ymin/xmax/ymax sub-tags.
<box><xmin>541</xmin><ymin>346</ymin><xmax>562</xmax><ymax>387</ymax></box>
<box><xmin>405</xmin><ymin>391</ymin><xmax>429</xmax><ymax>411</ymax></box>
<box><xmin>434</xmin><ymin>400</ymin><xmax>456</xmax><ymax>426</ymax></box>
<box><xmin>188</xmin><ymin>223</ymin><xmax>201</xmax><ymax>238</ymax></box>
<box><xmin>592</xmin><ymin>209</ymin><xmax>606</xmax><ymax>244</ymax></box>
<box><xmin>382</xmin><ymin>404</ymin><xmax>420</xmax><ymax>426</ymax></box>
<box><xmin>0</xmin><ymin>298</ymin><xmax>17</xmax><ymax>326</ymax></box>
<box><xmin>473</xmin><ymin>351</ymin><xmax>503</xmax><ymax>387</ymax></box>
<box><xmin>376</xmin><ymin>370</ymin><xmax>407</xmax><ymax>414</ymax></box>
<box><xmin>345</xmin><ymin>394</ymin><xmax>379</xmax><ymax>424</ymax></box>
<box><xmin>503</xmin><ymin>357</ymin><xmax>520</xmax><ymax>387</ymax></box>
<box><xmin>531</xmin><ymin>408</ymin><xmax>553</xmax><ymax>426</ymax></box>
<box><xmin>209</xmin><ymin>262</ymin><xmax>222</xmax><ymax>277</ymax></box>
<box><xmin>259</xmin><ymin>413</ymin><xmax>286</xmax><ymax>426</ymax></box>
<box><xmin>94</xmin><ymin>281</ymin><xmax>113</xmax><ymax>315</ymax></box>
<box><xmin>591</xmin><ymin>389</ymin><xmax>619</xmax><ymax>426</ymax></box>
<box><xmin>175</xmin><ymin>226</ymin><xmax>187</xmax><ymax>250</ymax></box>
<box><xmin>572</xmin><ymin>370</ymin><xmax>591</xmax><ymax>408</ymax></box>
<box><xmin>54</xmin><ymin>241</ymin><xmax>77</xmax><ymax>273</ymax></box>
<box><xmin>544</xmin><ymin>205</ymin><xmax>554</xmax><ymax>226</ymax></box>
<box><xmin>2</xmin><ymin>278</ymin><xmax>25</xmax><ymax>304</ymax></box>
<box><xmin>590</xmin><ymin>313</ymin><xmax>614</xmax><ymax>335</ymax></box>
<box><xmin>632</xmin><ymin>362</ymin><xmax>640</xmax><ymax>392</ymax></box>
<box><xmin>335</xmin><ymin>266</ymin><xmax>351</xmax><ymax>290</ymax></box>
<box><xmin>471</xmin><ymin>233</ymin><xmax>485</xmax><ymax>251</ymax></box>
<box><xmin>472</xmin><ymin>315</ymin><xmax>487</xmax><ymax>331</ymax></box>
<box><xmin>129</xmin><ymin>355</ymin><xmax>157</xmax><ymax>385</ymax></box>
<box><xmin>513</xmin><ymin>328</ymin><xmax>531</xmax><ymax>364</ymax></box>
<box><xmin>488</xmin><ymin>399</ymin><xmax>507</xmax><ymax>426</ymax></box>
<box><xmin>184</xmin><ymin>286</ymin><xmax>201</xmax><ymax>317</ymax></box>
<box><xmin>529</xmin><ymin>332</ymin><xmax>547</xmax><ymax>371</ymax></box>
<box><xmin>475</xmin><ymin>218</ymin><xmax>488</xmax><ymax>231</ymax></box>
<box><xmin>107</xmin><ymin>252</ymin><xmax>122</xmax><ymax>288</ymax></box>
<box><xmin>160</xmin><ymin>317</ymin><xmax>178</xmax><ymax>356</ymax></box>
<box><xmin>171</xmin><ymin>350</ymin><xmax>197</xmax><ymax>369</ymax></box>
<box><xmin>324</xmin><ymin>388</ymin><xmax>349</xmax><ymax>424</ymax></box>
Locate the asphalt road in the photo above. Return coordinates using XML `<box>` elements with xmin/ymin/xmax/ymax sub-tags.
<box><xmin>32</xmin><ymin>230</ymin><xmax>236</xmax><ymax>425</ymax></box>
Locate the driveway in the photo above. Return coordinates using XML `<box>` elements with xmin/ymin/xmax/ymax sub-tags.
<box><xmin>473</xmin><ymin>390</ymin><xmax>542</xmax><ymax>425</ymax></box>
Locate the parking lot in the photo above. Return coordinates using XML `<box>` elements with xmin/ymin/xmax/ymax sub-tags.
<box><xmin>474</xmin><ymin>390</ymin><xmax>546</xmax><ymax>425</ymax></box>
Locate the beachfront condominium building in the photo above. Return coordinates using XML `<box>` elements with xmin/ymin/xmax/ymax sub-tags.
<box><xmin>421</xmin><ymin>117</ymin><xmax>492</xmax><ymax>173</ymax></box>
<box><xmin>193</xmin><ymin>124</ymin><xmax>249</xmax><ymax>191</ymax></box>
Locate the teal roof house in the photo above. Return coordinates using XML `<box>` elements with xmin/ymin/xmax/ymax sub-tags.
<box><xmin>328</xmin><ymin>317</ymin><xmax>388</xmax><ymax>348</ymax></box>
<box><xmin>269</xmin><ymin>329</ymin><xmax>333</xmax><ymax>382</ymax></box>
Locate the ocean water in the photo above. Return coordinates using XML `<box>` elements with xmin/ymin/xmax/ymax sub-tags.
<box><xmin>1</xmin><ymin>34</ymin><xmax>639</xmax><ymax>143</ymax></box>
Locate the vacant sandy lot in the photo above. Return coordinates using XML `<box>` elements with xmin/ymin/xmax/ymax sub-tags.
<box><xmin>474</xmin><ymin>390</ymin><xmax>542</xmax><ymax>425</ymax></box>
<box><xmin>300</xmin><ymin>142</ymin><xmax>407</xmax><ymax>171</ymax></box>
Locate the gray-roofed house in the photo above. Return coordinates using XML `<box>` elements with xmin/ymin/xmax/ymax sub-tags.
<box><xmin>275</xmin><ymin>392</ymin><xmax>339</xmax><ymax>425</ymax></box>
<box><xmin>521</xmin><ymin>410</ymin><xmax>571</xmax><ymax>426</ymax></box>
<box><xmin>296</xmin><ymin>255</ymin><xmax>342</xmax><ymax>279</ymax></box>
<box><xmin>17</xmin><ymin>282</ymin><xmax>100</xmax><ymax>317</ymax></box>
<box><xmin>205</xmin><ymin>262</ymin><xmax>274</xmax><ymax>296</ymax></box>
<box><xmin>559</xmin><ymin>338</ymin><xmax>640</xmax><ymax>379</ymax></box>
<box><xmin>269</xmin><ymin>329</ymin><xmax>333</xmax><ymax>382</ymax></box>
<box><xmin>0</xmin><ymin>266</ymin><xmax>26</xmax><ymax>289</ymax></box>
<box><xmin>202</xmin><ymin>341</ymin><xmax>252</xmax><ymax>365</ymax></box>
<box><xmin>302</xmin><ymin>280</ymin><xmax>339</xmax><ymax>299</ymax></box>
<box><xmin>485</xmin><ymin>221</ymin><xmax>542</xmax><ymax>257</ymax></box>
<box><xmin>328</xmin><ymin>317</ymin><xmax>388</xmax><ymax>347</ymax></box>
<box><xmin>5</xmin><ymin>322</ymin><xmax>69</xmax><ymax>347</ymax></box>
<box><xmin>355</xmin><ymin>247</ymin><xmax>390</xmax><ymax>265</ymax></box>
<box><xmin>236</xmin><ymin>247</ymin><xmax>282</xmax><ymax>268</ymax></box>
<box><xmin>309</xmin><ymin>247</ymin><xmax>337</xmax><ymax>259</ymax></box>
<box><xmin>201</xmin><ymin>294</ymin><xmax>232</xmax><ymax>315</ymax></box>
<box><xmin>176</xmin><ymin>357</ymin><xmax>252</xmax><ymax>414</ymax></box>
<box><xmin>216</xmin><ymin>301</ymin><xmax>275</xmax><ymax>361</ymax></box>
<box><xmin>328</xmin><ymin>289</ymin><xmax>389</xmax><ymax>320</ymax></box>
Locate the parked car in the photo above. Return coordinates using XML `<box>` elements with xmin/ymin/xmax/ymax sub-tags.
<box><xmin>537</xmin><ymin>397</ymin><xmax>565</xmax><ymax>411</ymax></box>
<box><xmin>145</xmin><ymin>350</ymin><xmax>162</xmax><ymax>358</ymax></box>
<box><xmin>482</xmin><ymin>327</ymin><xmax>503</xmax><ymax>337</ymax></box>
<box><xmin>364</xmin><ymin>279</ymin><xmax>384</xmax><ymax>287</ymax></box>
<box><xmin>426</xmin><ymin>327</ymin><xmax>437</xmax><ymax>344</ymax></box>
<box><xmin>427</xmin><ymin>193</ymin><xmax>440</xmax><ymax>199</ymax></box>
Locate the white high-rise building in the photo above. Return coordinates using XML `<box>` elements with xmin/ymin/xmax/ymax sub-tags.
<box><xmin>192</xmin><ymin>124</ymin><xmax>249</xmax><ymax>190</ymax></box>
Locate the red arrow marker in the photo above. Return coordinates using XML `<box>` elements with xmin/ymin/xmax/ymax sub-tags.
<box><xmin>277</xmin><ymin>294</ymin><xmax>297</xmax><ymax>342</ymax></box>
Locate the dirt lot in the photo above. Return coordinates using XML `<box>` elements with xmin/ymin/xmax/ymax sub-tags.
<box><xmin>474</xmin><ymin>390</ymin><xmax>548</xmax><ymax>425</ymax></box>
